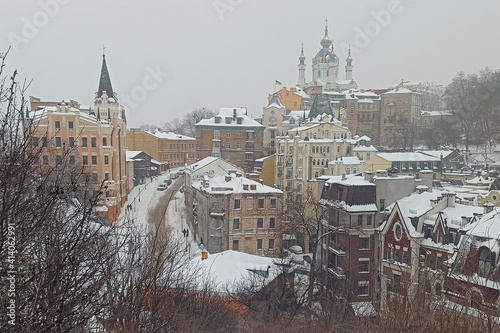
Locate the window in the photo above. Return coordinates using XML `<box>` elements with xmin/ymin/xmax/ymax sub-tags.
<box><xmin>91</xmin><ymin>137</ymin><xmax>96</xmax><ymax>148</ymax></box>
<box><xmin>69</xmin><ymin>155</ymin><xmax>75</xmax><ymax>165</ymax></box>
<box><xmin>32</xmin><ymin>136</ymin><xmax>39</xmax><ymax>147</ymax></box>
<box><xmin>478</xmin><ymin>248</ymin><xmax>492</xmax><ymax>278</ymax></box>
<box><xmin>270</xmin><ymin>198</ymin><xmax>276</xmax><ymax>209</ymax></box>
<box><xmin>105</xmin><ymin>172</ymin><xmax>109</xmax><ymax>181</ymax></box>
<box><xmin>82</xmin><ymin>137</ymin><xmax>87</xmax><ymax>148</ymax></box>
<box><xmin>214</xmin><ymin>130</ymin><xmax>220</xmax><ymax>139</ymax></box>
<box><xmin>82</xmin><ymin>155</ymin><xmax>88</xmax><ymax>165</ymax></box>
<box><xmin>92</xmin><ymin>155</ymin><xmax>97</xmax><ymax>165</ymax></box>
<box><xmin>360</xmin><ymin>238</ymin><xmax>370</xmax><ymax>250</ymax></box>
<box><xmin>225</xmin><ymin>117</ymin><xmax>231</xmax><ymax>124</ymax></box>
<box><xmin>357</xmin><ymin>215</ymin><xmax>363</xmax><ymax>226</ymax></box>
<box><xmin>394</xmin><ymin>223</ymin><xmax>403</xmax><ymax>241</ymax></box>
<box><xmin>269</xmin><ymin>217</ymin><xmax>275</xmax><ymax>229</ymax></box>
<box><xmin>226</xmin><ymin>132</ymin><xmax>231</xmax><ymax>138</ymax></box>
<box><xmin>232</xmin><ymin>240</ymin><xmax>239</xmax><ymax>251</ymax></box>
<box><xmin>359</xmin><ymin>260</ymin><xmax>370</xmax><ymax>273</ymax></box>
<box><xmin>234</xmin><ymin>199</ymin><xmax>241</xmax><ymax>210</ymax></box>
<box><xmin>225</xmin><ymin>154</ymin><xmax>230</xmax><ymax>161</ymax></box>
<box><xmin>68</xmin><ymin>121</ymin><xmax>73</xmax><ymax>130</ymax></box>
<box><xmin>257</xmin><ymin>218</ymin><xmax>263</xmax><ymax>228</ymax></box>
<box><xmin>104</xmin><ymin>155</ymin><xmax>109</xmax><ymax>165</ymax></box>
<box><xmin>225</xmin><ymin>143</ymin><xmax>230</xmax><ymax>149</ymax></box>
<box><xmin>55</xmin><ymin>137</ymin><xmax>61</xmax><ymax>148</ymax></box>
<box><xmin>269</xmin><ymin>118</ymin><xmax>276</xmax><ymax>126</ymax></box>
<box><xmin>269</xmin><ymin>239</ymin><xmax>275</xmax><ymax>250</ymax></box>
<box><xmin>103</xmin><ymin>137</ymin><xmax>107</xmax><ymax>146</ymax></box>
<box><xmin>237</xmin><ymin>118</ymin><xmax>242</xmax><ymax>124</ymax></box>
<box><xmin>379</xmin><ymin>199</ymin><xmax>385</xmax><ymax>212</ymax></box>
<box><xmin>233</xmin><ymin>218</ymin><xmax>240</xmax><ymax>230</ymax></box>
<box><xmin>42</xmin><ymin>136</ymin><xmax>47</xmax><ymax>147</ymax></box>
<box><xmin>69</xmin><ymin>137</ymin><xmax>74</xmax><ymax>148</ymax></box>
<box><xmin>215</xmin><ymin>117</ymin><xmax>221</xmax><ymax>124</ymax></box>
<box><xmin>258</xmin><ymin>198</ymin><xmax>264</xmax><ymax>209</ymax></box>
<box><xmin>358</xmin><ymin>282</ymin><xmax>369</xmax><ymax>296</ymax></box>
<box><xmin>257</xmin><ymin>239</ymin><xmax>262</xmax><ymax>250</ymax></box>
<box><xmin>55</xmin><ymin>121</ymin><xmax>60</xmax><ymax>129</ymax></box>
<box><xmin>237</xmin><ymin>154</ymin><xmax>241</xmax><ymax>161</ymax></box>
<box><xmin>237</xmin><ymin>131</ymin><xmax>242</xmax><ymax>138</ymax></box>
<box><xmin>367</xmin><ymin>216</ymin><xmax>372</xmax><ymax>226</ymax></box>
<box><xmin>236</xmin><ymin>143</ymin><xmax>242</xmax><ymax>149</ymax></box>
<box><xmin>92</xmin><ymin>172</ymin><xmax>98</xmax><ymax>182</ymax></box>
<box><xmin>43</xmin><ymin>155</ymin><xmax>49</xmax><ymax>165</ymax></box>
<box><xmin>402</xmin><ymin>249</ymin><xmax>409</xmax><ymax>264</ymax></box>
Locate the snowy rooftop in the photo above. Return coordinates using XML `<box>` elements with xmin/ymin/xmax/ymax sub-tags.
<box><xmin>383</xmin><ymin>87</ymin><xmax>420</xmax><ymax>95</ymax></box>
<box><xmin>126</xmin><ymin>151</ymin><xmax>146</xmax><ymax>160</ymax></box>
<box><xmin>461</xmin><ymin>209</ymin><xmax>500</xmax><ymax>238</ymax></box>
<box><xmin>418</xmin><ymin>150</ymin><xmax>456</xmax><ymax>159</ymax></box>
<box><xmin>353</xmin><ymin>145</ymin><xmax>378</xmax><ymax>152</ymax></box>
<box><xmin>196</xmin><ymin>107</ymin><xmax>264</xmax><ymax>128</ymax></box>
<box><xmin>324</xmin><ymin>174</ymin><xmax>375</xmax><ymax>187</ymax></box>
<box><xmin>377</xmin><ymin>152</ymin><xmax>441</xmax><ymax>162</ymax></box>
<box><xmin>189</xmin><ymin>250</ymin><xmax>278</xmax><ymax>293</ymax></box>
<box><xmin>192</xmin><ymin>173</ymin><xmax>282</xmax><ymax>194</ymax></box>
<box><xmin>146</xmin><ymin>130</ymin><xmax>195</xmax><ymax>140</ymax></box>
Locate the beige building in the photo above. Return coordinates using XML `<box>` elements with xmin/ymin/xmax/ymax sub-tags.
<box><xmin>28</xmin><ymin>55</ymin><xmax>128</xmax><ymax>224</ymax></box>
<box><xmin>191</xmin><ymin>173</ymin><xmax>283</xmax><ymax>256</ymax></box>
<box><xmin>126</xmin><ymin>129</ymin><xmax>196</xmax><ymax>168</ymax></box>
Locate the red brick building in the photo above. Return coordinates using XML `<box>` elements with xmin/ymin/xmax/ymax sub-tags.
<box><xmin>195</xmin><ymin>107</ymin><xmax>264</xmax><ymax>172</ymax></box>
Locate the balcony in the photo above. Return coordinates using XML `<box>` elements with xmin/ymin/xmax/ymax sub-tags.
<box><xmin>328</xmin><ymin>265</ymin><xmax>346</xmax><ymax>279</ymax></box>
<box><xmin>328</xmin><ymin>240</ymin><xmax>346</xmax><ymax>256</ymax></box>
<box><xmin>209</xmin><ymin>208</ymin><xmax>225</xmax><ymax>218</ymax></box>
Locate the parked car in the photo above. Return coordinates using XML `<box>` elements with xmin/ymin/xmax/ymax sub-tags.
<box><xmin>178</xmin><ymin>169</ymin><xmax>185</xmax><ymax>175</ymax></box>
<box><xmin>157</xmin><ymin>183</ymin><xmax>167</xmax><ymax>191</ymax></box>
<box><xmin>164</xmin><ymin>179</ymin><xmax>172</xmax><ymax>185</ymax></box>
<box><xmin>170</xmin><ymin>172</ymin><xmax>179</xmax><ymax>179</ymax></box>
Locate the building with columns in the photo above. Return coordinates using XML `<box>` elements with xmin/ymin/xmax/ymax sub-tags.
<box><xmin>28</xmin><ymin>54</ymin><xmax>128</xmax><ymax>224</ymax></box>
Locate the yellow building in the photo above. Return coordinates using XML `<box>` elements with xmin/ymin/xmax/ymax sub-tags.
<box><xmin>268</xmin><ymin>86</ymin><xmax>309</xmax><ymax>111</ymax></box>
<box><xmin>126</xmin><ymin>129</ymin><xmax>196</xmax><ymax>168</ymax></box>
<box><xmin>28</xmin><ymin>55</ymin><xmax>128</xmax><ymax>224</ymax></box>
<box><xmin>251</xmin><ymin>154</ymin><xmax>276</xmax><ymax>187</ymax></box>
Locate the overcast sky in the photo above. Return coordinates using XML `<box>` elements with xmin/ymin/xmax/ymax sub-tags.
<box><xmin>1</xmin><ymin>1</ymin><xmax>499</xmax><ymax>128</ymax></box>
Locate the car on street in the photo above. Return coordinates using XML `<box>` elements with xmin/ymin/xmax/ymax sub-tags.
<box><xmin>178</xmin><ymin>169</ymin><xmax>185</xmax><ymax>175</ymax></box>
<box><xmin>157</xmin><ymin>183</ymin><xmax>167</xmax><ymax>191</ymax></box>
<box><xmin>170</xmin><ymin>172</ymin><xmax>179</xmax><ymax>179</ymax></box>
<box><xmin>164</xmin><ymin>179</ymin><xmax>172</xmax><ymax>185</ymax></box>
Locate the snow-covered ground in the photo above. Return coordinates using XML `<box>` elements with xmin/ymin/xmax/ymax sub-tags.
<box><xmin>115</xmin><ymin>167</ymin><xmax>200</xmax><ymax>257</ymax></box>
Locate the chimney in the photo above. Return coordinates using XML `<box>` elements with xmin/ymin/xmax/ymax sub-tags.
<box><xmin>341</xmin><ymin>173</ymin><xmax>347</xmax><ymax>181</ymax></box>
<box><xmin>364</xmin><ymin>171</ymin><xmax>374</xmax><ymax>183</ymax></box>
<box><xmin>233</xmin><ymin>108</ymin><xmax>237</xmax><ymax>120</ymax></box>
<box><xmin>236</xmin><ymin>173</ymin><xmax>242</xmax><ymax>178</ymax></box>
<box><xmin>225</xmin><ymin>175</ymin><xmax>232</xmax><ymax>182</ymax></box>
<box><xmin>484</xmin><ymin>202</ymin><xmax>494</xmax><ymax>214</ymax></box>
<box><xmin>259</xmin><ymin>179</ymin><xmax>263</xmax><ymax>184</ymax></box>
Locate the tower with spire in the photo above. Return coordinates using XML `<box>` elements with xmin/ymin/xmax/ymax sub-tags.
<box><xmin>297</xmin><ymin>43</ymin><xmax>306</xmax><ymax>88</ymax></box>
<box><xmin>311</xmin><ymin>18</ymin><xmax>339</xmax><ymax>85</ymax></box>
<box><xmin>345</xmin><ymin>46</ymin><xmax>353</xmax><ymax>81</ymax></box>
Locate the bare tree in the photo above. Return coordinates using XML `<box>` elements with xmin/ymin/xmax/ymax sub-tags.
<box><xmin>164</xmin><ymin>107</ymin><xmax>215</xmax><ymax>137</ymax></box>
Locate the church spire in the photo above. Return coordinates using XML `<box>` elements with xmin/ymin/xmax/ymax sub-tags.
<box><xmin>345</xmin><ymin>45</ymin><xmax>353</xmax><ymax>81</ymax></box>
<box><xmin>97</xmin><ymin>51</ymin><xmax>114</xmax><ymax>99</ymax></box>
<box><xmin>297</xmin><ymin>43</ymin><xmax>306</xmax><ymax>88</ymax></box>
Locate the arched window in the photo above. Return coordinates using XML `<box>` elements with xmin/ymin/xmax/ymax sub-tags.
<box><xmin>346</xmin><ymin>167</ymin><xmax>351</xmax><ymax>175</ymax></box>
<box><xmin>312</xmin><ymin>159</ymin><xmax>316</xmax><ymax>166</ymax></box>
<box><xmin>478</xmin><ymin>248</ymin><xmax>492</xmax><ymax>277</ymax></box>
<box><xmin>324</xmin><ymin>130</ymin><xmax>329</xmax><ymax>139</ymax></box>
<box><xmin>346</xmin><ymin>147</ymin><xmax>351</xmax><ymax>155</ymax></box>
<box><xmin>337</xmin><ymin>146</ymin><xmax>340</xmax><ymax>153</ymax></box>
<box><xmin>327</xmin><ymin>146</ymin><xmax>330</xmax><ymax>153</ymax></box>
<box><xmin>353</xmin><ymin>167</ymin><xmax>357</xmax><ymax>174</ymax></box>
<box><xmin>269</xmin><ymin>117</ymin><xmax>276</xmax><ymax>127</ymax></box>
<box><xmin>321</xmin><ymin>159</ymin><xmax>324</xmax><ymax>166</ymax></box>
<box><xmin>315</xmin><ymin>172</ymin><xmax>319</xmax><ymax>178</ymax></box>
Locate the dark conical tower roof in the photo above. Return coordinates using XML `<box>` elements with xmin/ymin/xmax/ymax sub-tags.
<box><xmin>97</xmin><ymin>54</ymin><xmax>114</xmax><ymax>98</ymax></box>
